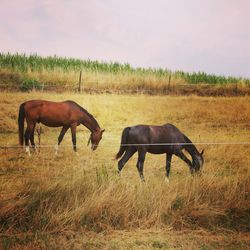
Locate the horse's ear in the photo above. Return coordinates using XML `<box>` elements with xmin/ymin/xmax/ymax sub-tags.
<box><xmin>200</xmin><ymin>149</ymin><xmax>204</xmax><ymax>156</ymax></box>
<box><xmin>101</xmin><ymin>129</ymin><xmax>105</xmax><ymax>133</ymax></box>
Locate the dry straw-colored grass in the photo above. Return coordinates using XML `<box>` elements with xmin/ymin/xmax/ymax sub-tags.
<box><xmin>1</xmin><ymin>68</ymin><xmax>250</xmax><ymax>96</ymax></box>
<box><xmin>0</xmin><ymin>92</ymin><xmax>249</xmax><ymax>249</ymax></box>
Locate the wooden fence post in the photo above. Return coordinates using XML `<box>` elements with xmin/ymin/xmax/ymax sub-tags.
<box><xmin>167</xmin><ymin>74</ymin><xmax>171</xmax><ymax>92</ymax></box>
<box><xmin>78</xmin><ymin>70</ymin><xmax>82</xmax><ymax>93</ymax></box>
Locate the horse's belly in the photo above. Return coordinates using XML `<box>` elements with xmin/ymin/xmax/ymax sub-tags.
<box><xmin>38</xmin><ymin>109</ymin><xmax>74</xmax><ymax>127</ymax></box>
<box><xmin>39</xmin><ymin>118</ymin><xmax>64</xmax><ymax>127</ymax></box>
<box><xmin>148</xmin><ymin>146</ymin><xmax>170</xmax><ymax>154</ymax></box>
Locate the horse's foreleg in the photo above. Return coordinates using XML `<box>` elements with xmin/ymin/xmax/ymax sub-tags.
<box><xmin>165</xmin><ymin>153</ymin><xmax>172</xmax><ymax>182</ymax></box>
<box><xmin>136</xmin><ymin>151</ymin><xmax>146</xmax><ymax>182</ymax></box>
<box><xmin>70</xmin><ymin>124</ymin><xmax>77</xmax><ymax>152</ymax></box>
<box><xmin>176</xmin><ymin>151</ymin><xmax>193</xmax><ymax>173</ymax></box>
<box><xmin>56</xmin><ymin>126</ymin><xmax>69</xmax><ymax>154</ymax></box>
<box><xmin>118</xmin><ymin>148</ymin><xmax>136</xmax><ymax>174</ymax></box>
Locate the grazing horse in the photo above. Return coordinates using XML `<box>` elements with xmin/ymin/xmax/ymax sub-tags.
<box><xmin>18</xmin><ymin>100</ymin><xmax>105</xmax><ymax>155</ymax></box>
<box><xmin>116</xmin><ymin>124</ymin><xmax>204</xmax><ymax>181</ymax></box>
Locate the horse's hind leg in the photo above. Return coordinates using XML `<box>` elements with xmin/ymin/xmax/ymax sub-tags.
<box><xmin>165</xmin><ymin>153</ymin><xmax>172</xmax><ymax>182</ymax></box>
<box><xmin>136</xmin><ymin>150</ymin><xmax>146</xmax><ymax>182</ymax></box>
<box><xmin>118</xmin><ymin>147</ymin><xmax>136</xmax><ymax>174</ymax></box>
<box><xmin>30</xmin><ymin>123</ymin><xmax>37</xmax><ymax>152</ymax></box>
<box><xmin>24</xmin><ymin>122</ymin><xmax>35</xmax><ymax>156</ymax></box>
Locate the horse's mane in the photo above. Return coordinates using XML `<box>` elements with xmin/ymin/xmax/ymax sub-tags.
<box><xmin>66</xmin><ymin>101</ymin><xmax>100</xmax><ymax>129</ymax></box>
<box><xmin>182</xmin><ymin>134</ymin><xmax>200</xmax><ymax>156</ymax></box>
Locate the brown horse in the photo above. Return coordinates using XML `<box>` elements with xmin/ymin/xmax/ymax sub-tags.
<box><xmin>116</xmin><ymin>124</ymin><xmax>204</xmax><ymax>181</ymax></box>
<box><xmin>18</xmin><ymin>100</ymin><xmax>104</xmax><ymax>155</ymax></box>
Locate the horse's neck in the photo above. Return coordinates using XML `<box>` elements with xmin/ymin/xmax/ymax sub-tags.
<box><xmin>81</xmin><ymin>112</ymin><xmax>100</xmax><ymax>132</ymax></box>
<box><xmin>185</xmin><ymin>144</ymin><xmax>199</xmax><ymax>161</ymax></box>
<box><xmin>182</xmin><ymin>134</ymin><xmax>198</xmax><ymax>158</ymax></box>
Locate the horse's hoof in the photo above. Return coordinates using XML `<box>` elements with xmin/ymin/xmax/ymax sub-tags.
<box><xmin>140</xmin><ymin>177</ymin><xmax>145</xmax><ymax>182</ymax></box>
<box><xmin>165</xmin><ymin>177</ymin><xmax>170</xmax><ymax>183</ymax></box>
<box><xmin>25</xmin><ymin>147</ymin><xmax>31</xmax><ymax>156</ymax></box>
<box><xmin>54</xmin><ymin>144</ymin><xmax>59</xmax><ymax>155</ymax></box>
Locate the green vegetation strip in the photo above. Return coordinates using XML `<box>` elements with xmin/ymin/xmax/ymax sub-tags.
<box><xmin>1</xmin><ymin>52</ymin><xmax>249</xmax><ymax>85</ymax></box>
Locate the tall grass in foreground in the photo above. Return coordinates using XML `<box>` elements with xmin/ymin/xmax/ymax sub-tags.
<box><xmin>0</xmin><ymin>155</ymin><xmax>249</xmax><ymax>233</ymax></box>
<box><xmin>0</xmin><ymin>92</ymin><xmax>249</xmax><ymax>248</ymax></box>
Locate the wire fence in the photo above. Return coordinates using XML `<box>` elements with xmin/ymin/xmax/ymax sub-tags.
<box><xmin>0</xmin><ymin>79</ymin><xmax>237</xmax><ymax>95</ymax></box>
<box><xmin>1</xmin><ymin>141</ymin><xmax>250</xmax><ymax>150</ymax></box>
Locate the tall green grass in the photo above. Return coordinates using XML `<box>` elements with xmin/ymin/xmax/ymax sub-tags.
<box><xmin>1</xmin><ymin>52</ymin><xmax>249</xmax><ymax>85</ymax></box>
<box><xmin>0</xmin><ymin>52</ymin><xmax>168</xmax><ymax>76</ymax></box>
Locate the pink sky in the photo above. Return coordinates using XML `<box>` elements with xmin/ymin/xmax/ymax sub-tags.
<box><xmin>1</xmin><ymin>0</ymin><xmax>250</xmax><ymax>77</ymax></box>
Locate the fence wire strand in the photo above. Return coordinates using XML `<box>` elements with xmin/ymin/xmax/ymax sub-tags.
<box><xmin>0</xmin><ymin>141</ymin><xmax>250</xmax><ymax>150</ymax></box>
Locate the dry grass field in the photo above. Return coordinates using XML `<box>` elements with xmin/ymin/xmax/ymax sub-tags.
<box><xmin>0</xmin><ymin>91</ymin><xmax>249</xmax><ymax>249</ymax></box>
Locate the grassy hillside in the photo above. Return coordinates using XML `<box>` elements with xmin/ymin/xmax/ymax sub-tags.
<box><xmin>0</xmin><ymin>92</ymin><xmax>249</xmax><ymax>249</ymax></box>
<box><xmin>1</xmin><ymin>53</ymin><xmax>250</xmax><ymax>95</ymax></box>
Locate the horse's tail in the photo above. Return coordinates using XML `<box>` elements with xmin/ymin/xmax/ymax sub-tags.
<box><xmin>115</xmin><ymin>127</ymin><xmax>131</xmax><ymax>159</ymax></box>
<box><xmin>18</xmin><ymin>103</ymin><xmax>26</xmax><ymax>146</ymax></box>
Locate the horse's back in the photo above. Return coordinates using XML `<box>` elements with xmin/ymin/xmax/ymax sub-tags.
<box><xmin>128</xmin><ymin>125</ymin><xmax>150</xmax><ymax>143</ymax></box>
<box><xmin>126</xmin><ymin>123</ymin><xmax>188</xmax><ymax>154</ymax></box>
<box><xmin>161</xmin><ymin>123</ymin><xmax>187</xmax><ymax>143</ymax></box>
<box><xmin>23</xmin><ymin>100</ymin><xmax>78</xmax><ymax>111</ymax></box>
<box><xmin>24</xmin><ymin>99</ymin><xmax>67</xmax><ymax>106</ymax></box>
<box><xmin>22</xmin><ymin>100</ymin><xmax>80</xmax><ymax>127</ymax></box>
<box><xmin>162</xmin><ymin>123</ymin><xmax>182</xmax><ymax>132</ymax></box>
<box><xmin>128</xmin><ymin>124</ymin><xmax>185</xmax><ymax>143</ymax></box>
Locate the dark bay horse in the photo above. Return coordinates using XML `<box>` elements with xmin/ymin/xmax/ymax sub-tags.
<box><xmin>18</xmin><ymin>100</ymin><xmax>105</xmax><ymax>155</ymax></box>
<box><xmin>116</xmin><ymin>123</ymin><xmax>204</xmax><ymax>181</ymax></box>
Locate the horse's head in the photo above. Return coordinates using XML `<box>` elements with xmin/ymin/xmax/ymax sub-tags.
<box><xmin>88</xmin><ymin>129</ymin><xmax>105</xmax><ymax>150</ymax></box>
<box><xmin>192</xmin><ymin>149</ymin><xmax>204</xmax><ymax>173</ymax></box>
